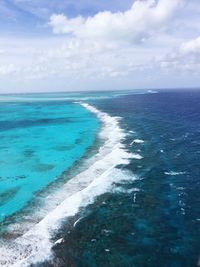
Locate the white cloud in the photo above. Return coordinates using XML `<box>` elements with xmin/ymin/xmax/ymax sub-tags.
<box><xmin>0</xmin><ymin>64</ymin><xmax>17</xmax><ymax>75</ymax></box>
<box><xmin>158</xmin><ymin>36</ymin><xmax>200</xmax><ymax>74</ymax></box>
<box><xmin>180</xmin><ymin>36</ymin><xmax>200</xmax><ymax>55</ymax></box>
<box><xmin>2</xmin><ymin>0</ymin><xmax>200</xmax><ymax>92</ymax></box>
<box><xmin>0</xmin><ymin>35</ymin><xmax>156</xmax><ymax>91</ymax></box>
<box><xmin>49</xmin><ymin>14</ymin><xmax>85</xmax><ymax>35</ymax></box>
<box><xmin>49</xmin><ymin>0</ymin><xmax>184</xmax><ymax>43</ymax></box>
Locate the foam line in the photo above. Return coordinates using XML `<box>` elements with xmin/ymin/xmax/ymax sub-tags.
<box><xmin>0</xmin><ymin>103</ymin><xmax>134</xmax><ymax>267</ymax></box>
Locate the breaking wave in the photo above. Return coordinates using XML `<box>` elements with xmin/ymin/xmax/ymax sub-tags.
<box><xmin>0</xmin><ymin>103</ymin><xmax>135</xmax><ymax>266</ymax></box>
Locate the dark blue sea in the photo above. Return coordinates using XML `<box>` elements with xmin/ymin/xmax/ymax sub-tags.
<box><xmin>0</xmin><ymin>90</ymin><xmax>199</xmax><ymax>266</ymax></box>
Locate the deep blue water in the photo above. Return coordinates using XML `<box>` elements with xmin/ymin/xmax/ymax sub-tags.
<box><xmin>49</xmin><ymin>90</ymin><xmax>200</xmax><ymax>267</ymax></box>
<box><xmin>0</xmin><ymin>90</ymin><xmax>199</xmax><ymax>267</ymax></box>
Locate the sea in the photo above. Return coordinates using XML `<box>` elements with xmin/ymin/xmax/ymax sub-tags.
<box><xmin>0</xmin><ymin>89</ymin><xmax>199</xmax><ymax>267</ymax></box>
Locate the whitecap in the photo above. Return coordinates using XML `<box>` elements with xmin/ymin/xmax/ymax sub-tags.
<box><xmin>147</xmin><ymin>90</ymin><xmax>158</xmax><ymax>94</ymax></box>
<box><xmin>54</xmin><ymin>238</ymin><xmax>64</xmax><ymax>245</ymax></box>
<box><xmin>132</xmin><ymin>153</ymin><xmax>143</xmax><ymax>160</ymax></box>
<box><xmin>128</xmin><ymin>130</ymin><xmax>136</xmax><ymax>134</ymax></box>
<box><xmin>164</xmin><ymin>171</ymin><xmax>186</xmax><ymax>176</ymax></box>
<box><xmin>130</xmin><ymin>139</ymin><xmax>145</xmax><ymax>145</ymax></box>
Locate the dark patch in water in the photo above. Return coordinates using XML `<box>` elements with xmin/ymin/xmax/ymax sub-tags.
<box><xmin>75</xmin><ymin>138</ymin><xmax>83</xmax><ymax>145</ymax></box>
<box><xmin>0</xmin><ymin>187</ymin><xmax>20</xmax><ymax>207</ymax></box>
<box><xmin>0</xmin><ymin>117</ymin><xmax>74</xmax><ymax>132</ymax></box>
<box><xmin>33</xmin><ymin>164</ymin><xmax>55</xmax><ymax>172</ymax></box>
<box><xmin>53</xmin><ymin>145</ymin><xmax>74</xmax><ymax>151</ymax></box>
<box><xmin>0</xmin><ymin>175</ymin><xmax>27</xmax><ymax>182</ymax></box>
<box><xmin>23</xmin><ymin>149</ymin><xmax>35</xmax><ymax>157</ymax></box>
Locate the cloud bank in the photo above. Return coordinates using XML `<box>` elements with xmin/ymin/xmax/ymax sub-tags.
<box><xmin>1</xmin><ymin>0</ymin><xmax>200</xmax><ymax>92</ymax></box>
<box><xmin>49</xmin><ymin>0</ymin><xmax>183</xmax><ymax>43</ymax></box>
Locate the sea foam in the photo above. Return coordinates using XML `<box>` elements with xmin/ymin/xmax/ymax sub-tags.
<box><xmin>0</xmin><ymin>103</ymin><xmax>134</xmax><ymax>267</ymax></box>
<box><xmin>130</xmin><ymin>139</ymin><xmax>145</xmax><ymax>146</ymax></box>
<box><xmin>164</xmin><ymin>171</ymin><xmax>186</xmax><ymax>176</ymax></box>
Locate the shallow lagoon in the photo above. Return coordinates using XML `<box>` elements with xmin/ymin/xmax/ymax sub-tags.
<box><xmin>0</xmin><ymin>100</ymin><xmax>99</xmax><ymax>221</ymax></box>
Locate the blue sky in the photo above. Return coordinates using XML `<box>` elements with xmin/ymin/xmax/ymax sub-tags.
<box><xmin>0</xmin><ymin>0</ymin><xmax>200</xmax><ymax>93</ymax></box>
<box><xmin>0</xmin><ymin>0</ymin><xmax>133</xmax><ymax>32</ymax></box>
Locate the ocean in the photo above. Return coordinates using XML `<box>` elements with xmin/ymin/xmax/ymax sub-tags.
<box><xmin>0</xmin><ymin>90</ymin><xmax>199</xmax><ymax>267</ymax></box>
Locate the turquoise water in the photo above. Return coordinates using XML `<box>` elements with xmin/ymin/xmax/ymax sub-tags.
<box><xmin>0</xmin><ymin>100</ymin><xmax>99</xmax><ymax>221</ymax></box>
<box><xmin>1</xmin><ymin>90</ymin><xmax>199</xmax><ymax>267</ymax></box>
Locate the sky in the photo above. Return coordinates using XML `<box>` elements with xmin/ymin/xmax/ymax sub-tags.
<box><xmin>0</xmin><ymin>0</ymin><xmax>200</xmax><ymax>93</ymax></box>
